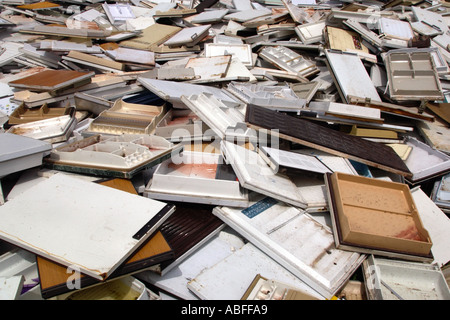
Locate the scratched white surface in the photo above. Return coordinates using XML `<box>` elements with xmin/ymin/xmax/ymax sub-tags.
<box><xmin>188</xmin><ymin>242</ymin><xmax>324</xmax><ymax>300</ymax></box>
<box><xmin>213</xmin><ymin>196</ymin><xmax>365</xmax><ymax>298</ymax></box>
<box><xmin>0</xmin><ymin>173</ymin><xmax>170</xmax><ymax>280</ymax></box>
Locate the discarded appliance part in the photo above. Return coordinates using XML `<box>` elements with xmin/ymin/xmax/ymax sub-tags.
<box><xmin>17</xmin><ymin>1</ymin><xmax>61</xmax><ymax>10</ymax></box>
<box><xmin>0</xmin><ymin>133</ymin><xmax>52</xmax><ymax>178</ymax></box>
<box><xmin>163</xmin><ymin>25</ymin><xmax>211</xmax><ymax>48</ymax></box>
<box><xmin>342</xmin><ymin>19</ymin><xmax>384</xmax><ymax>48</ymax></box>
<box><xmin>187</xmin><ymin>242</ymin><xmax>324</xmax><ymax>300</ymax></box>
<box><xmin>136</xmin><ymin>228</ymin><xmax>246</xmax><ymax>300</ymax></box>
<box><xmin>382</xmin><ymin>50</ymin><xmax>444</xmax><ymax>102</ymax></box>
<box><xmin>62</xmin><ymin>276</ymin><xmax>158</xmax><ymax>300</ymax></box>
<box><xmin>431</xmin><ymin>173</ymin><xmax>450</xmax><ymax>214</ymax></box>
<box><xmin>102</xmin><ymin>3</ymin><xmax>135</xmax><ymax>25</ymax></box>
<box><xmin>184</xmin><ymin>55</ymin><xmax>232</xmax><ymax>81</ymax></box>
<box><xmin>295</xmin><ymin>20</ymin><xmax>326</xmax><ymax>45</ymax></box>
<box><xmin>38</xmin><ymin>230</ymin><xmax>173</xmax><ymax>299</ymax></box>
<box><xmin>224</xmin><ymin>8</ymin><xmax>272</xmax><ymax>23</ymax></box>
<box><xmin>144</xmin><ymin>150</ymin><xmax>250</xmax><ymax>207</ymax></box>
<box><xmin>412</xmin><ymin>186</ymin><xmax>450</xmax><ymax>267</ymax></box>
<box><xmin>35</xmin><ymin>178</ymin><xmax>173</xmax><ymax>300</ymax></box>
<box><xmin>137</xmin><ymin>77</ymin><xmax>243</xmax><ymax>109</ymax></box>
<box><xmin>0</xmin><ymin>173</ymin><xmax>175</xmax><ymax>281</ymax></box>
<box><xmin>292</xmin><ymin>148</ymin><xmax>358</xmax><ymax>175</ymax></box>
<box><xmin>8</xmin><ymin>70</ymin><xmax>94</xmax><ymax>92</ymax></box>
<box><xmin>45</xmin><ymin>134</ymin><xmax>182</xmax><ymax>179</ymax></box>
<box><xmin>245</xmin><ymin>104</ymin><xmax>412</xmax><ymax>178</ymax></box>
<box><xmin>403</xmin><ymin>136</ymin><xmax>450</xmax><ymax>184</ymax></box>
<box><xmin>112</xmin><ymin>47</ymin><xmax>156</xmax><ymax>66</ymax></box>
<box><xmin>74</xmin><ymin>93</ymin><xmax>113</xmax><ymax>117</ymax></box>
<box><xmin>258</xmin><ymin>145</ymin><xmax>332</xmax><ymax>174</ymax></box>
<box><xmin>8</xmin><ymin>104</ymin><xmax>74</xmax><ymax>125</ymax></box>
<box><xmin>411</xmin><ymin>6</ymin><xmax>448</xmax><ymax>36</ymax></box>
<box><xmin>226</xmin><ymin>81</ymin><xmax>307</xmax><ymax>112</ymax></box>
<box><xmin>191</xmin><ymin>9</ymin><xmax>229</xmax><ymax>24</ymax></box>
<box><xmin>62</xmin><ymin>50</ymin><xmax>125</xmax><ymax>72</ymax></box>
<box><xmin>242</xmin><ymin>274</ymin><xmax>320</xmax><ymax>300</ymax></box>
<box><xmin>325</xmin><ymin>26</ymin><xmax>370</xmax><ymax>55</ymax></box>
<box><xmin>324</xmin><ymin>50</ymin><xmax>381</xmax><ymax>103</ymax></box>
<box><xmin>290</xmin><ymin>81</ymin><xmax>320</xmax><ymax>103</ymax></box>
<box><xmin>12</xmin><ymin>76</ymin><xmax>127</xmax><ymax>108</ymax></box>
<box><xmin>258</xmin><ymin>46</ymin><xmax>319</xmax><ymax>78</ymax></box>
<box><xmin>416</xmin><ymin>119</ymin><xmax>450</xmax><ymax>155</ymax></box>
<box><xmin>180</xmin><ymin>93</ymin><xmax>254</xmax><ymax>141</ymax></box>
<box><xmin>347</xmin><ymin>96</ymin><xmax>435</xmax><ymax>122</ymax></box>
<box><xmin>426</xmin><ymin>102</ymin><xmax>450</xmax><ymax>124</ymax></box>
<box><xmin>87</xmin><ymin>99</ymin><xmax>167</xmax><ymax>136</ymax></box>
<box><xmin>325</xmin><ymin>172</ymin><xmax>433</xmax><ymax>262</ymax></box>
<box><xmin>379</xmin><ymin>17</ymin><xmax>414</xmax><ymax>41</ymax></box>
<box><xmin>242</xmin><ymin>12</ymin><xmax>290</xmax><ymax>28</ymax></box>
<box><xmin>20</xmin><ymin>25</ymin><xmax>112</xmax><ymax>39</ymax></box>
<box><xmin>362</xmin><ymin>255</ymin><xmax>450</xmax><ymax>300</ymax></box>
<box><xmin>156</xmin><ymin>203</ymin><xmax>225</xmax><ymax>276</ymax></box>
<box><xmin>153</xmin><ymin>8</ymin><xmax>197</xmax><ymax>18</ymax></box>
<box><xmin>205</xmin><ymin>43</ymin><xmax>253</xmax><ymax>67</ymax></box>
<box><xmin>39</xmin><ymin>40</ymin><xmax>102</xmax><ymax>54</ymax></box>
<box><xmin>0</xmin><ymin>275</ymin><xmax>24</xmax><ymax>300</ymax></box>
<box><xmin>6</xmin><ymin>110</ymin><xmax>77</xmax><ymax>144</ymax></box>
<box><xmin>154</xmin><ymin>108</ymin><xmax>209</xmax><ymax>142</ymax></box>
<box><xmin>213</xmin><ymin>195</ymin><xmax>365</xmax><ymax>299</ymax></box>
<box><xmin>221</xmin><ymin>141</ymin><xmax>329</xmax><ymax>211</ymax></box>
<box><xmin>327</xmin><ymin>7</ymin><xmax>381</xmax><ymax>25</ymax></box>
<box><xmin>308</xmin><ymin>101</ymin><xmax>382</xmax><ymax>123</ymax></box>
<box><xmin>0</xmin><ymin>248</ymin><xmax>38</xmax><ymax>300</ymax></box>
<box><xmin>119</xmin><ymin>23</ymin><xmax>181</xmax><ymax>50</ymax></box>
<box><xmin>386</xmin><ymin>47</ymin><xmax>449</xmax><ymax>75</ymax></box>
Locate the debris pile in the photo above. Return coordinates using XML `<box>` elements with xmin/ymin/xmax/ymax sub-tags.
<box><xmin>0</xmin><ymin>0</ymin><xmax>449</xmax><ymax>301</ymax></box>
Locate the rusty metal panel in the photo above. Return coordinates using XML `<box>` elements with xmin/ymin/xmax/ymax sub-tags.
<box><xmin>245</xmin><ymin>104</ymin><xmax>412</xmax><ymax>178</ymax></box>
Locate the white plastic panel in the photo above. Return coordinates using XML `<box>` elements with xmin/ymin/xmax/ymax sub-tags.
<box><xmin>163</xmin><ymin>25</ymin><xmax>211</xmax><ymax>47</ymax></box>
<box><xmin>137</xmin><ymin>77</ymin><xmax>243</xmax><ymax>108</ymax></box>
<box><xmin>188</xmin><ymin>242</ymin><xmax>325</xmax><ymax>300</ymax></box>
<box><xmin>181</xmin><ymin>93</ymin><xmax>254</xmax><ymax>141</ymax></box>
<box><xmin>221</xmin><ymin>141</ymin><xmax>309</xmax><ymax>209</ymax></box>
<box><xmin>48</xmin><ymin>134</ymin><xmax>177</xmax><ymax>172</ymax></box>
<box><xmin>227</xmin><ymin>82</ymin><xmax>307</xmax><ymax>111</ymax></box>
<box><xmin>213</xmin><ymin>196</ymin><xmax>365</xmax><ymax>298</ymax></box>
<box><xmin>363</xmin><ymin>255</ymin><xmax>450</xmax><ymax>300</ymax></box>
<box><xmin>205</xmin><ymin>43</ymin><xmax>253</xmax><ymax>67</ymax></box>
<box><xmin>0</xmin><ymin>173</ymin><xmax>174</xmax><ymax>281</ymax></box>
<box><xmin>295</xmin><ymin>20</ymin><xmax>326</xmax><ymax>44</ymax></box>
<box><xmin>259</xmin><ymin>46</ymin><xmax>319</xmax><ymax>77</ymax></box>
<box><xmin>325</xmin><ymin>50</ymin><xmax>381</xmax><ymax>103</ymax></box>
<box><xmin>259</xmin><ymin>146</ymin><xmax>332</xmax><ymax>174</ymax></box>
<box><xmin>145</xmin><ymin>151</ymin><xmax>249</xmax><ymax>207</ymax></box>
<box><xmin>136</xmin><ymin>228</ymin><xmax>246</xmax><ymax>300</ymax></box>
<box><xmin>404</xmin><ymin>136</ymin><xmax>450</xmax><ymax>183</ymax></box>
<box><xmin>0</xmin><ymin>133</ymin><xmax>52</xmax><ymax>177</ymax></box>
<box><xmin>6</xmin><ymin>114</ymin><xmax>76</xmax><ymax>143</ymax></box>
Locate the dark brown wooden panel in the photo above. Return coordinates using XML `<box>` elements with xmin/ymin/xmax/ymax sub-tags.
<box><xmin>245</xmin><ymin>104</ymin><xmax>412</xmax><ymax>177</ymax></box>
